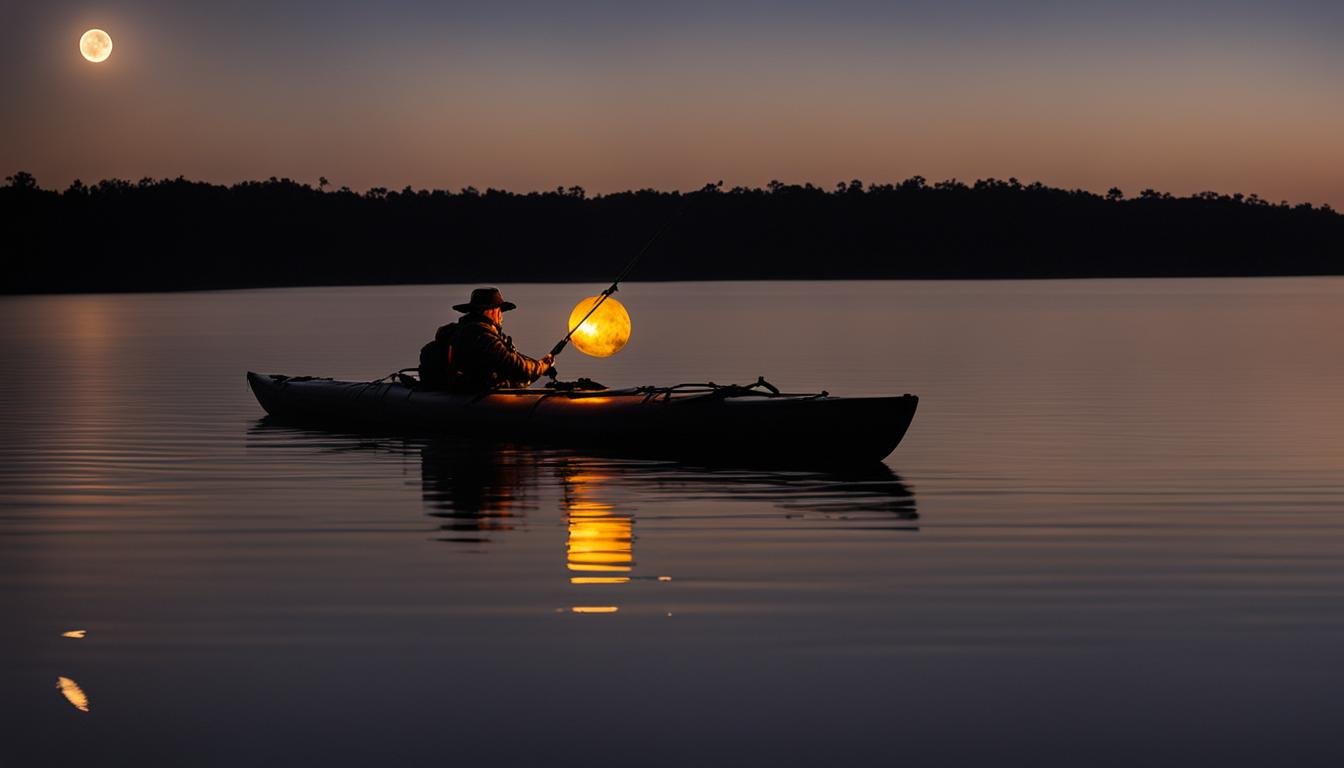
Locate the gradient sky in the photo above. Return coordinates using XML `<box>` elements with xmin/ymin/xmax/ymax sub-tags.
<box><xmin>4</xmin><ymin>1</ymin><xmax>1342</xmax><ymax>205</ymax></box>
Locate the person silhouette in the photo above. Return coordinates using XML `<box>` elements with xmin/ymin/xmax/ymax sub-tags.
<box><xmin>419</xmin><ymin>287</ymin><xmax>554</xmax><ymax>391</ymax></box>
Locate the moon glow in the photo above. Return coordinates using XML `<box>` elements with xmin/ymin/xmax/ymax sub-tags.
<box><xmin>567</xmin><ymin>296</ymin><xmax>632</xmax><ymax>358</ymax></box>
<box><xmin>80</xmin><ymin>29</ymin><xmax>113</xmax><ymax>63</ymax></box>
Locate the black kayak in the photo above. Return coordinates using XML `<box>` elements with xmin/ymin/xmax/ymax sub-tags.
<box><xmin>247</xmin><ymin>372</ymin><xmax>918</xmax><ymax>465</ymax></box>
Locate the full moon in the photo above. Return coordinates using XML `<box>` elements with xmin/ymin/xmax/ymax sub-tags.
<box><xmin>79</xmin><ymin>29</ymin><xmax>113</xmax><ymax>63</ymax></box>
<box><xmin>567</xmin><ymin>296</ymin><xmax>632</xmax><ymax>358</ymax></box>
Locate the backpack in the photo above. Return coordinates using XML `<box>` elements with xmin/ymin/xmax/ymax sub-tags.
<box><xmin>418</xmin><ymin>323</ymin><xmax>458</xmax><ymax>389</ymax></box>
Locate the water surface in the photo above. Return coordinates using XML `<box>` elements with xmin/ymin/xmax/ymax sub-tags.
<box><xmin>4</xmin><ymin>280</ymin><xmax>1344</xmax><ymax>766</ymax></box>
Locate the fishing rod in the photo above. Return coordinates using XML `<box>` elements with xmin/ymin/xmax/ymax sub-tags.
<box><xmin>548</xmin><ymin>204</ymin><xmax>686</xmax><ymax>359</ymax></box>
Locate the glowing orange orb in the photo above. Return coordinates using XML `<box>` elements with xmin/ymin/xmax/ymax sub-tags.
<box><xmin>80</xmin><ymin>29</ymin><xmax>113</xmax><ymax>63</ymax></box>
<box><xmin>567</xmin><ymin>296</ymin><xmax>631</xmax><ymax>358</ymax></box>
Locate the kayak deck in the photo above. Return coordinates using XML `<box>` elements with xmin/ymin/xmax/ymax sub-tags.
<box><xmin>247</xmin><ymin>372</ymin><xmax>917</xmax><ymax>465</ymax></box>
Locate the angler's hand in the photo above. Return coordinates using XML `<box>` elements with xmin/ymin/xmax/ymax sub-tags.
<box><xmin>540</xmin><ymin>353</ymin><xmax>557</xmax><ymax>378</ymax></box>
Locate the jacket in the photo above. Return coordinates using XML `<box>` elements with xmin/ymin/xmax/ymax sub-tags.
<box><xmin>439</xmin><ymin>314</ymin><xmax>547</xmax><ymax>391</ymax></box>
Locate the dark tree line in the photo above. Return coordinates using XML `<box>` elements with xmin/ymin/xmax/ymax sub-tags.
<box><xmin>2</xmin><ymin>170</ymin><xmax>1340</xmax><ymax>294</ymax></box>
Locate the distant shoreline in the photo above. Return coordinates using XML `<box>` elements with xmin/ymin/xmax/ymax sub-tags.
<box><xmin>4</xmin><ymin>173</ymin><xmax>1340</xmax><ymax>295</ymax></box>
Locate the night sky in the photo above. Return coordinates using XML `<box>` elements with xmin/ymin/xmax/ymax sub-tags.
<box><xmin>4</xmin><ymin>1</ymin><xmax>1342</xmax><ymax>205</ymax></box>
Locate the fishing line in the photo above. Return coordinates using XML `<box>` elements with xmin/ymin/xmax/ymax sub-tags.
<box><xmin>548</xmin><ymin>199</ymin><xmax>690</xmax><ymax>359</ymax></box>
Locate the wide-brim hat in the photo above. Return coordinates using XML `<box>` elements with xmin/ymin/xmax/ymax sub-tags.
<box><xmin>453</xmin><ymin>287</ymin><xmax>517</xmax><ymax>313</ymax></box>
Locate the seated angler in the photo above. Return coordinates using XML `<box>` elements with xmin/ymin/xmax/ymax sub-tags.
<box><xmin>419</xmin><ymin>287</ymin><xmax>554</xmax><ymax>391</ymax></box>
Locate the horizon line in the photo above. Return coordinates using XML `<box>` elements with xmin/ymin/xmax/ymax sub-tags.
<box><xmin>4</xmin><ymin>171</ymin><xmax>1337</xmax><ymax>211</ymax></box>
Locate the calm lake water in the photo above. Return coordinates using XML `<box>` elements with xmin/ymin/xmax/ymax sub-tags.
<box><xmin>4</xmin><ymin>279</ymin><xmax>1344</xmax><ymax>766</ymax></box>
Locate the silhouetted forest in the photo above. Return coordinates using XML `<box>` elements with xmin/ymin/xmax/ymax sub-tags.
<box><xmin>3</xmin><ymin>171</ymin><xmax>1341</xmax><ymax>294</ymax></box>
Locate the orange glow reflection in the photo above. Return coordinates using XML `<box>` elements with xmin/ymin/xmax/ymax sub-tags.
<box><xmin>565</xmin><ymin>471</ymin><xmax>633</xmax><ymax>581</ymax></box>
<box><xmin>562</xmin><ymin>469</ymin><xmax>648</xmax><ymax>615</ymax></box>
<box><xmin>61</xmin><ymin>630</ymin><xmax>87</xmax><ymax>639</ymax></box>
<box><xmin>568</xmin><ymin>397</ymin><xmax>614</xmax><ymax>406</ymax></box>
<box><xmin>56</xmin><ymin>677</ymin><xmax>90</xmax><ymax>712</ymax></box>
<box><xmin>567</xmin><ymin>510</ymin><xmax>633</xmax><ymax>574</ymax></box>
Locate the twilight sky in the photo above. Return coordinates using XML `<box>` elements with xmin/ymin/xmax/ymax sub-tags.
<box><xmin>4</xmin><ymin>0</ymin><xmax>1342</xmax><ymax>205</ymax></box>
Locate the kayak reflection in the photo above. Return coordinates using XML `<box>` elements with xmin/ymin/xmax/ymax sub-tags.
<box><xmin>415</xmin><ymin>438</ymin><xmax>917</xmax><ymax>540</ymax></box>
<box><xmin>419</xmin><ymin>440</ymin><xmax>539</xmax><ymax>542</ymax></box>
<box><xmin>246</xmin><ymin>422</ymin><xmax>918</xmax><ymax>553</ymax></box>
<box><xmin>413</xmin><ymin>438</ymin><xmax>917</xmax><ymax>612</ymax></box>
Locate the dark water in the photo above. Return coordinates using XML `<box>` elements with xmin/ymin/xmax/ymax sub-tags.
<box><xmin>4</xmin><ymin>280</ymin><xmax>1344</xmax><ymax>766</ymax></box>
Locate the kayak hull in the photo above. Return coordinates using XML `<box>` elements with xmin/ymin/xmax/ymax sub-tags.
<box><xmin>246</xmin><ymin>372</ymin><xmax>918</xmax><ymax>465</ymax></box>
